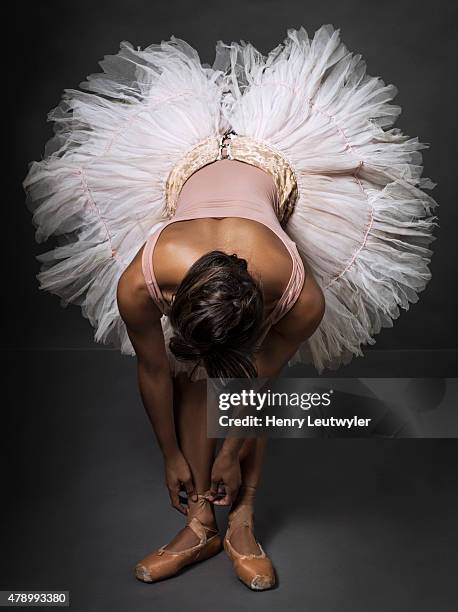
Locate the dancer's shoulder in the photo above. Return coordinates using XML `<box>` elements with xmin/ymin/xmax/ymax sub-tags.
<box><xmin>272</xmin><ymin>264</ymin><xmax>325</xmax><ymax>343</ymax></box>
<box><xmin>117</xmin><ymin>265</ymin><xmax>163</xmax><ymax>332</ymax></box>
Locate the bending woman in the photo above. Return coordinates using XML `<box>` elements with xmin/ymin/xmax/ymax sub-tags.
<box><xmin>116</xmin><ymin>156</ymin><xmax>325</xmax><ymax>589</ymax></box>
<box><xmin>23</xmin><ymin>25</ymin><xmax>437</xmax><ymax>592</ymax></box>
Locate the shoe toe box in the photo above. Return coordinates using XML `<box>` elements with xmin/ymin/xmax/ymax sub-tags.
<box><xmin>234</xmin><ymin>557</ymin><xmax>276</xmax><ymax>590</ymax></box>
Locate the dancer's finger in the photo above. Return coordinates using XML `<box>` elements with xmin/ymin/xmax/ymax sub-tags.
<box><xmin>184</xmin><ymin>477</ymin><xmax>198</xmax><ymax>503</ymax></box>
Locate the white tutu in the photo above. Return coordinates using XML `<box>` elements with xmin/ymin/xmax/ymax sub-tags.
<box><xmin>23</xmin><ymin>24</ymin><xmax>438</xmax><ymax>376</ymax></box>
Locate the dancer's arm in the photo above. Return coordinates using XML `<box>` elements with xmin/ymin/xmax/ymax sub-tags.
<box><xmin>209</xmin><ymin>273</ymin><xmax>325</xmax><ymax>504</ymax></box>
<box><xmin>117</xmin><ymin>274</ymin><xmax>197</xmax><ymax>513</ymax></box>
<box><xmin>254</xmin><ymin>278</ymin><xmax>325</xmax><ymax>378</ymax></box>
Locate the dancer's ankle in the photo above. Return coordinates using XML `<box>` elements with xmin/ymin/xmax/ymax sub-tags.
<box><xmin>226</xmin><ymin>486</ymin><xmax>261</xmax><ymax>556</ymax></box>
<box><xmin>229</xmin><ymin>484</ymin><xmax>256</xmax><ymax>520</ymax></box>
<box><xmin>187</xmin><ymin>493</ymin><xmax>216</xmax><ymax>527</ymax></box>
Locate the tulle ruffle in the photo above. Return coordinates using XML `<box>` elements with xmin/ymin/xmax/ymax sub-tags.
<box><xmin>24</xmin><ymin>36</ymin><xmax>230</xmax><ymax>355</ymax></box>
<box><xmin>23</xmin><ymin>24</ymin><xmax>438</xmax><ymax>376</ymax></box>
<box><xmin>212</xmin><ymin>25</ymin><xmax>438</xmax><ymax>372</ymax></box>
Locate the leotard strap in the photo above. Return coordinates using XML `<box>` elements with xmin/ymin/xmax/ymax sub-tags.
<box><xmin>266</xmin><ymin>236</ymin><xmax>305</xmax><ymax>326</ymax></box>
<box><xmin>141</xmin><ymin>221</ymin><xmax>176</xmax><ymax>315</ymax></box>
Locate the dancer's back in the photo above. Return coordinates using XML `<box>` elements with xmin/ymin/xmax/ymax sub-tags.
<box><xmin>141</xmin><ymin>159</ymin><xmax>306</xmax><ymax>327</ymax></box>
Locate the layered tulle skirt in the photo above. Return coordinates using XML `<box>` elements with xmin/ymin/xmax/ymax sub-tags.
<box><xmin>23</xmin><ymin>24</ymin><xmax>438</xmax><ymax>377</ymax></box>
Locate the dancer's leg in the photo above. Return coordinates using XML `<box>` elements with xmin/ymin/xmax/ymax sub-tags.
<box><xmin>161</xmin><ymin>376</ymin><xmax>268</xmax><ymax>554</ymax></box>
<box><xmin>229</xmin><ymin>437</ymin><xmax>268</xmax><ymax>555</ymax></box>
<box><xmin>224</xmin><ymin>437</ymin><xmax>275</xmax><ymax>590</ymax></box>
<box><xmin>164</xmin><ymin>373</ymin><xmax>218</xmax><ymax>552</ymax></box>
<box><xmin>238</xmin><ymin>437</ymin><xmax>267</xmax><ymax>486</ymax></box>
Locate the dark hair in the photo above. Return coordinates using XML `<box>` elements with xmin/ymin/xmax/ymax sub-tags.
<box><xmin>168</xmin><ymin>250</ymin><xmax>265</xmax><ymax>380</ymax></box>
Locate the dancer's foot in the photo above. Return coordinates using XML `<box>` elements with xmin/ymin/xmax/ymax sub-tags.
<box><xmin>134</xmin><ymin>494</ymin><xmax>221</xmax><ymax>583</ymax></box>
<box><xmin>224</xmin><ymin>487</ymin><xmax>275</xmax><ymax>591</ymax></box>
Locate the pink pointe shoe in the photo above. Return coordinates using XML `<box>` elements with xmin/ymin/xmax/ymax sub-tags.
<box><xmin>135</xmin><ymin>495</ymin><xmax>222</xmax><ymax>583</ymax></box>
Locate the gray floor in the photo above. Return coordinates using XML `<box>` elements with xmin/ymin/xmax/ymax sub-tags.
<box><xmin>2</xmin><ymin>350</ymin><xmax>457</xmax><ymax>611</ymax></box>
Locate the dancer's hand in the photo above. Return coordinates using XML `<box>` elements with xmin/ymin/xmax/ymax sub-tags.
<box><xmin>207</xmin><ymin>449</ymin><xmax>241</xmax><ymax>506</ymax></box>
<box><xmin>164</xmin><ymin>451</ymin><xmax>197</xmax><ymax>515</ymax></box>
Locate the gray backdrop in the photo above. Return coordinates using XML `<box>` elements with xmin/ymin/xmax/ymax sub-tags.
<box><xmin>4</xmin><ymin>2</ymin><xmax>458</xmax><ymax>611</ymax></box>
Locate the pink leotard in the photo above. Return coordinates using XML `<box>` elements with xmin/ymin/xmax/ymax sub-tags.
<box><xmin>142</xmin><ymin>159</ymin><xmax>305</xmax><ymax>333</ymax></box>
